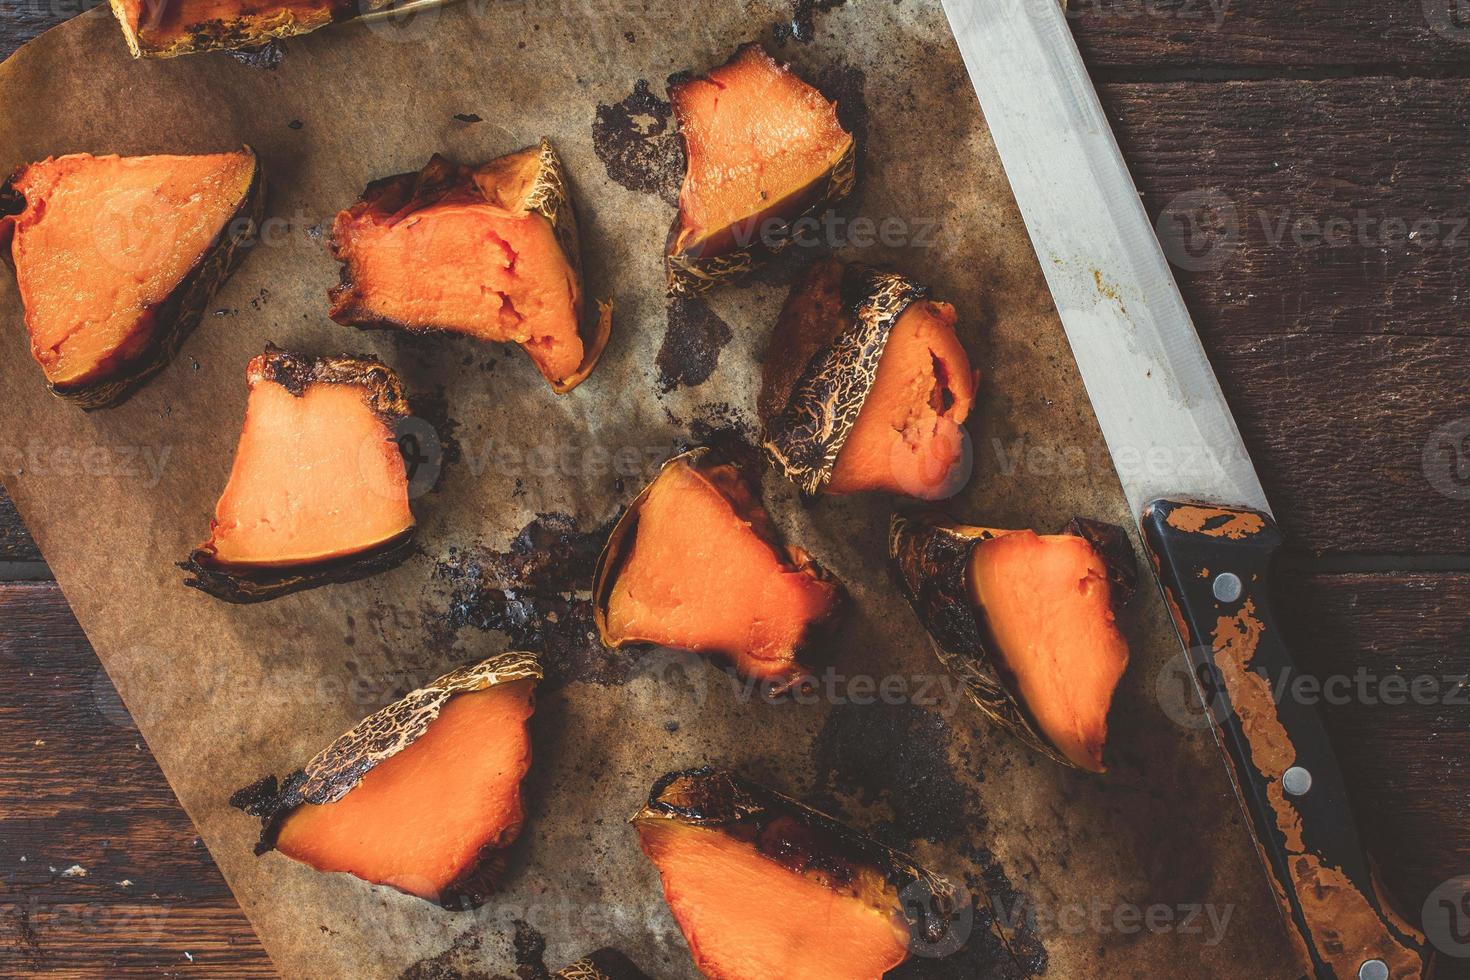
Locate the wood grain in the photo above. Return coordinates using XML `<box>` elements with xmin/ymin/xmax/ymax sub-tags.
<box><xmin>0</xmin><ymin>583</ymin><xmax>271</xmax><ymax>976</ymax></box>
<box><xmin>1071</xmin><ymin>1</ymin><xmax>1470</xmax><ymax>72</ymax></box>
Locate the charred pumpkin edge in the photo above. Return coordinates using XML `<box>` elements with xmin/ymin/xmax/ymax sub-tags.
<box><xmin>762</xmin><ymin>266</ymin><xmax>928</xmax><ymax>495</ymax></box>
<box><xmin>179</xmin><ymin>347</ymin><xmax>416</xmax><ymax>603</ymax></box>
<box><xmin>229</xmin><ymin>651</ymin><xmax>543</xmax><ymax>906</ymax></box>
<box><xmin>2</xmin><ymin>148</ymin><xmax>265</xmax><ymax>410</ymax></box>
<box><xmin>888</xmin><ymin>511</ymin><xmax>1137</xmax><ymax>771</ymax></box>
<box><xmin>631</xmin><ymin>766</ymin><xmax>962</xmax><ymax>950</ymax></box>
<box><xmin>591</xmin><ymin>446</ymin><xmax>845</xmax><ymax>694</ymax></box>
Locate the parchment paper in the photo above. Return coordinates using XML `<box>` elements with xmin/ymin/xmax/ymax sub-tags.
<box><xmin>0</xmin><ymin>3</ymin><xmax>1297</xmax><ymax>976</ymax></box>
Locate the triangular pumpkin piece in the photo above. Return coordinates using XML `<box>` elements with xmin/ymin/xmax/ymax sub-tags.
<box><xmin>183</xmin><ymin>348</ymin><xmax>415</xmax><ymax>603</ymax></box>
<box><xmin>0</xmin><ymin>149</ymin><xmax>262</xmax><ymax>408</ymax></box>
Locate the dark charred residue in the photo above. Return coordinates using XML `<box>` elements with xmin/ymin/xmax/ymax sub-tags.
<box><xmin>431</xmin><ymin>513</ymin><xmax>628</xmax><ymax>689</ymax></box>
<box><xmin>398</xmin><ymin>925</ymin><xmax>497</xmax><ymax>980</ymax></box>
<box><xmin>685</xmin><ymin>403</ymin><xmax>765</xmax><ymax>477</ymax></box>
<box><xmin>408</xmin><ymin>385</ymin><xmax>463</xmax><ymax>468</ymax></box>
<box><xmin>592</xmin><ymin>79</ymin><xmax>684</xmax><ymax>205</ymax></box>
<box><xmin>812</xmin><ymin>701</ymin><xmax>976</xmax><ymax>845</ymax></box>
<box><xmin>227</xmin><ymin>39</ymin><xmax>285</xmax><ymax>69</ymax></box>
<box><xmin>511</xmin><ymin>919</ymin><xmax>549</xmax><ymax>978</ymax></box>
<box><xmin>888</xmin><ymin>868</ymin><xmax>1048</xmax><ymax>980</ymax></box>
<box><xmin>287</xmin><ymin>119</ymin><xmax>303</xmax><ymax>131</ymax></box>
<box><xmin>656</xmin><ymin>297</ymin><xmax>732</xmax><ymax>393</ymax></box>
<box><xmin>774</xmin><ymin>0</ymin><xmax>847</xmax><ymax>43</ymax></box>
<box><xmin>815</xmin><ymin>62</ymin><xmax>869</xmax><ymax>163</ymax></box>
<box><xmin>453</xmin><ymin>112</ymin><xmax>484</xmax><ymax>124</ymax></box>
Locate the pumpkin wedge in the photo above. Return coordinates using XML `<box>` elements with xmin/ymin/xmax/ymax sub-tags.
<box><xmin>182</xmin><ymin>348</ymin><xmax>415</xmax><ymax>603</ymax></box>
<box><xmin>0</xmin><ymin>149</ymin><xmax>262</xmax><ymax>408</ymax></box>
<box><xmin>593</xmin><ymin>448</ymin><xmax>843</xmax><ymax>694</ymax></box>
<box><xmin>761</xmin><ymin>260</ymin><xmax>977</xmax><ymax>498</ymax></box>
<box><xmin>109</xmin><ymin>0</ymin><xmax>378</xmax><ymax>58</ymax></box>
<box><xmin>633</xmin><ymin>768</ymin><xmax>963</xmax><ymax>980</ymax></box>
<box><xmin>666</xmin><ymin>43</ymin><xmax>856</xmax><ymax>295</ymax></box>
<box><xmin>889</xmin><ymin>513</ymin><xmax>1137</xmax><ymax>772</ymax></box>
<box><xmin>526</xmin><ymin>950</ymin><xmax>652</xmax><ymax>980</ymax></box>
<box><xmin>232</xmin><ymin>652</ymin><xmax>541</xmax><ymax>908</ymax></box>
<box><xmin>329</xmin><ymin>140</ymin><xmax>611</xmax><ymax>393</ymax></box>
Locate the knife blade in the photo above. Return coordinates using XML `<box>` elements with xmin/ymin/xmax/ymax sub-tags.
<box><xmin>940</xmin><ymin>1</ymin><xmax>1433</xmax><ymax>977</ymax></box>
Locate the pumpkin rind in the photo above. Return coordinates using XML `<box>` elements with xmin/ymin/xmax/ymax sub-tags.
<box><xmin>230</xmin><ymin>651</ymin><xmax>543</xmax><ymax>908</ymax></box>
<box><xmin>180</xmin><ymin>347</ymin><xmax>417</xmax><ymax>603</ymax></box>
<box><xmin>0</xmin><ymin>149</ymin><xmax>265</xmax><ymax>410</ymax></box>
<box><xmin>761</xmin><ymin>263</ymin><xmax>928</xmax><ymax>495</ymax></box>
<box><xmin>888</xmin><ymin>511</ymin><xmax>1137</xmax><ymax>770</ymax></box>
<box><xmin>631</xmin><ymin>767</ymin><xmax>963</xmax><ymax>952</ymax></box>
<box><xmin>107</xmin><ymin>0</ymin><xmax>384</xmax><ymax>58</ymax></box>
<box><xmin>328</xmin><ymin>139</ymin><xmax>611</xmax><ymax>393</ymax></box>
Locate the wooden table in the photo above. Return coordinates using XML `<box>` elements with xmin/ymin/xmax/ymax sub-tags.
<box><xmin>1</xmin><ymin>4</ymin><xmax>1467</xmax><ymax>976</ymax></box>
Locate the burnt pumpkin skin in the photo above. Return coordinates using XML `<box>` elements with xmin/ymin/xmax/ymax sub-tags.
<box><xmin>0</xmin><ymin>149</ymin><xmax>263</xmax><ymax>409</ymax></box>
<box><xmin>231</xmin><ymin>652</ymin><xmax>542</xmax><ymax>908</ymax></box>
<box><xmin>666</xmin><ymin>43</ymin><xmax>856</xmax><ymax>295</ymax></box>
<box><xmin>632</xmin><ymin>768</ymin><xmax>964</xmax><ymax>980</ymax></box>
<box><xmin>329</xmin><ymin>140</ymin><xmax>611</xmax><ymax>393</ymax></box>
<box><xmin>593</xmin><ymin>447</ymin><xmax>843</xmax><ymax>694</ymax></box>
<box><xmin>109</xmin><ymin>0</ymin><xmax>370</xmax><ymax>58</ymax></box>
<box><xmin>889</xmin><ymin>513</ymin><xmax>1137</xmax><ymax>772</ymax></box>
<box><xmin>182</xmin><ymin>348</ymin><xmax>416</xmax><ymax>603</ymax></box>
<box><xmin>761</xmin><ymin>260</ymin><xmax>977</xmax><ymax>498</ymax></box>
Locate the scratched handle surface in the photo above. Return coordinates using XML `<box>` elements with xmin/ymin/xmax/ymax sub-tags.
<box><xmin>1142</xmin><ymin>500</ymin><xmax>1431</xmax><ymax>980</ymax></box>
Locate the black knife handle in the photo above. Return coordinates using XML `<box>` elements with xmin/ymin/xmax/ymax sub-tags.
<box><xmin>1142</xmin><ymin>499</ymin><xmax>1431</xmax><ymax>980</ymax></box>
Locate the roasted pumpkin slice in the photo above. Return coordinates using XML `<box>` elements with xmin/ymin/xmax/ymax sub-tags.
<box><xmin>231</xmin><ymin>652</ymin><xmax>541</xmax><ymax>908</ymax></box>
<box><xmin>593</xmin><ymin>447</ymin><xmax>843</xmax><ymax>693</ymax></box>
<box><xmin>329</xmin><ymin>140</ymin><xmax>611</xmax><ymax>393</ymax></box>
<box><xmin>0</xmin><ymin>149</ymin><xmax>263</xmax><ymax>408</ymax></box>
<box><xmin>109</xmin><ymin>0</ymin><xmax>375</xmax><ymax>58</ymax></box>
<box><xmin>889</xmin><ymin>513</ymin><xmax>1137</xmax><ymax>772</ymax></box>
<box><xmin>182</xmin><ymin>348</ymin><xmax>415</xmax><ymax>603</ymax></box>
<box><xmin>666</xmin><ymin>43</ymin><xmax>856</xmax><ymax>295</ymax></box>
<box><xmin>633</xmin><ymin>768</ymin><xmax>965</xmax><ymax>980</ymax></box>
<box><xmin>761</xmin><ymin>260</ymin><xmax>977</xmax><ymax>498</ymax></box>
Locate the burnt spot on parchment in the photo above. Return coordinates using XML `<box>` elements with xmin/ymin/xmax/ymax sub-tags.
<box><xmin>815</xmin><ymin>62</ymin><xmax>869</xmax><ymax>163</ymax></box>
<box><xmin>431</xmin><ymin>513</ymin><xmax>629</xmax><ymax>689</ymax></box>
<box><xmin>656</xmin><ymin>297</ymin><xmax>732</xmax><ymax>392</ymax></box>
<box><xmin>812</xmin><ymin>703</ymin><xmax>1047</xmax><ymax>978</ymax></box>
<box><xmin>773</xmin><ymin>0</ymin><xmax>847</xmax><ymax>43</ymax></box>
<box><xmin>592</xmin><ymin>79</ymin><xmax>683</xmax><ymax>205</ymax></box>
<box><xmin>227</xmin><ymin>39</ymin><xmax>285</xmax><ymax>69</ymax></box>
<box><xmin>408</xmin><ymin>385</ymin><xmax>463</xmax><ymax>469</ymax></box>
<box><xmin>511</xmin><ymin>919</ymin><xmax>550</xmax><ymax>978</ymax></box>
<box><xmin>812</xmin><ymin>701</ymin><xmax>976</xmax><ymax>844</ymax></box>
<box><xmin>398</xmin><ymin>925</ymin><xmax>496</xmax><ymax>980</ymax></box>
<box><xmin>683</xmin><ymin>402</ymin><xmax>766</xmax><ymax>478</ymax></box>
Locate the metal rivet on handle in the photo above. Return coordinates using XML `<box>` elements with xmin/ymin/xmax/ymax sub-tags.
<box><xmin>1358</xmin><ymin>959</ymin><xmax>1388</xmax><ymax>980</ymax></box>
<box><xmin>1212</xmin><ymin>571</ymin><xmax>1243</xmax><ymax>603</ymax></box>
<box><xmin>1283</xmin><ymin>766</ymin><xmax>1312</xmax><ymax>797</ymax></box>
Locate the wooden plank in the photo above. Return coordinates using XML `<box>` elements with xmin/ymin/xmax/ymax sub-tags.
<box><xmin>0</xmin><ymin>583</ymin><xmax>272</xmax><ymax>976</ymax></box>
<box><xmin>1099</xmin><ymin>77</ymin><xmax>1470</xmax><ymax>555</ymax></box>
<box><xmin>1069</xmin><ymin>1</ymin><xmax>1470</xmax><ymax>72</ymax></box>
<box><xmin>1278</xmin><ymin>571</ymin><xmax>1470</xmax><ymax>919</ymax></box>
<box><xmin>0</xmin><ymin>489</ymin><xmax>43</xmax><ymax>564</ymax></box>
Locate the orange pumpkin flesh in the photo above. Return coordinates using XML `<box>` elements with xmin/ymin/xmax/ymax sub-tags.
<box><xmin>3</xmin><ymin>151</ymin><xmax>256</xmax><ymax>392</ymax></box>
<box><xmin>670</xmin><ymin>44</ymin><xmax>853</xmax><ymax>261</ymax></box>
<box><xmin>825</xmin><ymin>299</ymin><xmax>977</xmax><ymax>498</ymax></box>
<box><xmin>197</xmin><ymin>357</ymin><xmax>412</xmax><ymax>569</ymax></box>
<box><xmin>329</xmin><ymin>150</ymin><xmax>588</xmax><ymax>389</ymax></box>
<box><xmin>636</xmin><ymin>818</ymin><xmax>911</xmax><ymax>980</ymax></box>
<box><xmin>604</xmin><ymin>458</ymin><xmax>840</xmax><ymax>686</ymax></box>
<box><xmin>275</xmin><ymin>679</ymin><xmax>535</xmax><ymax>900</ymax></box>
<box><xmin>967</xmin><ymin>530</ymin><xmax>1130</xmax><ymax>772</ymax></box>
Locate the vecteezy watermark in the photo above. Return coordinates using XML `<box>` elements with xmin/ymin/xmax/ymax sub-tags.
<box><xmin>1154</xmin><ymin>190</ymin><xmax>1468</xmax><ymax>272</ymax></box>
<box><xmin>1424</xmin><ymin>876</ymin><xmax>1470</xmax><ymax>958</ymax></box>
<box><xmin>1156</xmin><ymin>653</ymin><xmax>1470</xmax><ymax>731</ymax></box>
<box><xmin>1423</xmin><ymin>0</ymin><xmax>1470</xmax><ymax>41</ymax></box>
<box><xmin>1423</xmin><ymin>418</ymin><xmax>1470</xmax><ymax>500</ymax></box>
<box><xmin>993</xmin><ymin>894</ymin><xmax>1235</xmax><ymax>947</ymax></box>
<box><xmin>0</xmin><ymin>440</ymin><xmax>171</xmax><ymax>487</ymax></box>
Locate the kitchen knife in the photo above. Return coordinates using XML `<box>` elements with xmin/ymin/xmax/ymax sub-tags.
<box><xmin>938</xmin><ymin>1</ymin><xmax>1433</xmax><ymax>977</ymax></box>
